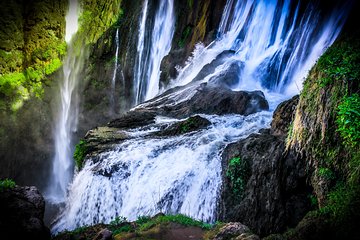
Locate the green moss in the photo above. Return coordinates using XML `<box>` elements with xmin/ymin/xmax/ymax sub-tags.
<box><xmin>73</xmin><ymin>140</ymin><xmax>88</xmax><ymax>170</ymax></box>
<box><xmin>77</xmin><ymin>0</ymin><xmax>123</xmax><ymax>45</ymax></box>
<box><xmin>0</xmin><ymin>178</ymin><xmax>16</xmax><ymax>191</ymax></box>
<box><xmin>226</xmin><ymin>157</ymin><xmax>249</xmax><ymax>200</ymax></box>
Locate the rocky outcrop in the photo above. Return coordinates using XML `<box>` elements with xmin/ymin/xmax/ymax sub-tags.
<box><xmin>271</xmin><ymin>95</ymin><xmax>299</xmax><ymax>136</ymax></box>
<box><xmin>160</xmin><ymin>0</ymin><xmax>227</xmax><ymax>84</ymax></box>
<box><xmin>0</xmin><ymin>185</ymin><xmax>50</xmax><ymax>239</ymax></box>
<box><xmin>219</xmin><ymin>95</ymin><xmax>309</xmax><ymax>237</ymax></box>
<box><xmin>212</xmin><ymin>222</ymin><xmax>260</xmax><ymax>240</ymax></box>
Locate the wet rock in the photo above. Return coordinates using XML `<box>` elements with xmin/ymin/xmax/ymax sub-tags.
<box><xmin>271</xmin><ymin>95</ymin><xmax>299</xmax><ymax>136</ymax></box>
<box><xmin>108</xmin><ymin>110</ymin><xmax>157</xmax><ymax>129</ymax></box>
<box><xmin>0</xmin><ymin>186</ymin><xmax>50</xmax><ymax>240</ymax></box>
<box><xmin>212</xmin><ymin>222</ymin><xmax>251</xmax><ymax>240</ymax></box>
<box><xmin>192</xmin><ymin>50</ymin><xmax>237</xmax><ymax>84</ymax></box>
<box><xmin>155</xmin><ymin>115</ymin><xmax>211</xmax><ymax>136</ymax></box>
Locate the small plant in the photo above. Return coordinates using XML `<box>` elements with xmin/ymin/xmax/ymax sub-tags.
<box><xmin>226</xmin><ymin>157</ymin><xmax>249</xmax><ymax>200</ymax></box>
<box><xmin>0</xmin><ymin>178</ymin><xmax>16</xmax><ymax>191</ymax></box>
<box><xmin>73</xmin><ymin>140</ymin><xmax>88</xmax><ymax>170</ymax></box>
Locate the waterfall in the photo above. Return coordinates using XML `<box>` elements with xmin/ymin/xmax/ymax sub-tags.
<box><xmin>45</xmin><ymin>0</ymin><xmax>81</xmax><ymax>203</ymax></box>
<box><xmin>171</xmin><ymin>0</ymin><xmax>350</xmax><ymax>96</ymax></box>
<box><xmin>133</xmin><ymin>0</ymin><xmax>175</xmax><ymax>105</ymax></box>
<box><xmin>110</xmin><ymin>28</ymin><xmax>120</xmax><ymax>113</ymax></box>
<box><xmin>52</xmin><ymin>0</ymin><xmax>351</xmax><ymax>233</ymax></box>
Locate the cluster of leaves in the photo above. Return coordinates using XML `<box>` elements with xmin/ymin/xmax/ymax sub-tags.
<box><xmin>0</xmin><ymin>178</ymin><xmax>16</xmax><ymax>191</ymax></box>
<box><xmin>73</xmin><ymin>140</ymin><xmax>88</xmax><ymax>170</ymax></box>
<box><xmin>226</xmin><ymin>157</ymin><xmax>249</xmax><ymax>200</ymax></box>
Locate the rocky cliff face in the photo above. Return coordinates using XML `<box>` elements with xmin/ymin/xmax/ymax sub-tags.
<box><xmin>219</xmin><ymin>96</ymin><xmax>306</xmax><ymax>237</ymax></box>
<box><xmin>0</xmin><ymin>0</ymin><xmax>67</xmax><ymax>187</ymax></box>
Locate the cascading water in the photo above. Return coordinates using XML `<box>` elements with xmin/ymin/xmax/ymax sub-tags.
<box><xmin>170</xmin><ymin>0</ymin><xmax>350</xmax><ymax>96</ymax></box>
<box><xmin>133</xmin><ymin>0</ymin><xmax>175</xmax><ymax>105</ymax></box>
<box><xmin>110</xmin><ymin>28</ymin><xmax>120</xmax><ymax>113</ymax></box>
<box><xmin>52</xmin><ymin>0</ymin><xmax>351</xmax><ymax>233</ymax></box>
<box><xmin>45</xmin><ymin>0</ymin><xmax>81</xmax><ymax>203</ymax></box>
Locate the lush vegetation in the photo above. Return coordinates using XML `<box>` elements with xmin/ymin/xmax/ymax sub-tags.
<box><xmin>0</xmin><ymin>178</ymin><xmax>16</xmax><ymax>191</ymax></box>
<box><xmin>226</xmin><ymin>156</ymin><xmax>249</xmax><ymax>200</ymax></box>
<box><xmin>73</xmin><ymin>140</ymin><xmax>88</xmax><ymax>170</ymax></box>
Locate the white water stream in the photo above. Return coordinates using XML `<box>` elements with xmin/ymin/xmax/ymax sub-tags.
<box><xmin>133</xmin><ymin>0</ymin><xmax>175</xmax><ymax>105</ymax></box>
<box><xmin>45</xmin><ymin>0</ymin><xmax>81</xmax><ymax>203</ymax></box>
<box><xmin>110</xmin><ymin>28</ymin><xmax>120</xmax><ymax>113</ymax></box>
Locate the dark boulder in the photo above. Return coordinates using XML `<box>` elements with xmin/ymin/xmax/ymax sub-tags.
<box><xmin>271</xmin><ymin>95</ymin><xmax>299</xmax><ymax>136</ymax></box>
<box><xmin>0</xmin><ymin>186</ymin><xmax>50</xmax><ymax>239</ymax></box>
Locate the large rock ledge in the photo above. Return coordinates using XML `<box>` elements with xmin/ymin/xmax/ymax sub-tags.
<box><xmin>82</xmin><ymin>84</ymin><xmax>269</xmax><ymax>159</ymax></box>
<box><xmin>0</xmin><ymin>185</ymin><xmax>50</xmax><ymax>239</ymax></box>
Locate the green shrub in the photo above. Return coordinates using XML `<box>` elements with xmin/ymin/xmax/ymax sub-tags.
<box><xmin>226</xmin><ymin>157</ymin><xmax>249</xmax><ymax>200</ymax></box>
<box><xmin>0</xmin><ymin>178</ymin><xmax>16</xmax><ymax>191</ymax></box>
<box><xmin>73</xmin><ymin>140</ymin><xmax>88</xmax><ymax>170</ymax></box>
